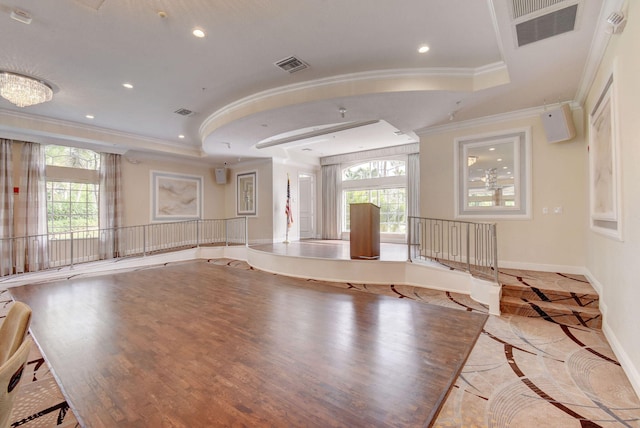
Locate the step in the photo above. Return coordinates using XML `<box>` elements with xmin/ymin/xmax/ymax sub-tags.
<box><xmin>501</xmin><ymin>284</ymin><xmax>599</xmax><ymax>309</ymax></box>
<box><xmin>500</xmin><ymin>296</ymin><xmax>602</xmax><ymax>329</ymax></box>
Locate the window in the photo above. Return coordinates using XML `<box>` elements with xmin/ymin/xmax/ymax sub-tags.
<box><xmin>342</xmin><ymin>159</ymin><xmax>407</xmax><ymax>234</ymax></box>
<box><xmin>45</xmin><ymin>145</ymin><xmax>100</xmax><ymax>236</ymax></box>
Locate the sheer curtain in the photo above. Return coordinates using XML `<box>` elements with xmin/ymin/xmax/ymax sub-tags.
<box><xmin>19</xmin><ymin>142</ymin><xmax>48</xmax><ymax>272</ymax></box>
<box><xmin>407</xmin><ymin>153</ymin><xmax>420</xmax><ymax>244</ymax></box>
<box><xmin>321</xmin><ymin>163</ymin><xmax>342</xmax><ymax>239</ymax></box>
<box><xmin>0</xmin><ymin>140</ymin><xmax>13</xmax><ymax>276</ymax></box>
<box><xmin>99</xmin><ymin>153</ymin><xmax>123</xmax><ymax>259</ymax></box>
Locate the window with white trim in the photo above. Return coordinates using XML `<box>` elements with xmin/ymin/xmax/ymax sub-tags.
<box><xmin>45</xmin><ymin>145</ymin><xmax>100</xmax><ymax>236</ymax></box>
<box><xmin>342</xmin><ymin>159</ymin><xmax>407</xmax><ymax>234</ymax></box>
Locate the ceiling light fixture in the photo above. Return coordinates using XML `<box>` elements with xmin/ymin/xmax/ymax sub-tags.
<box><xmin>86</xmin><ymin>114</ymin><xmax>94</xmax><ymax>119</ymax></box>
<box><xmin>178</xmin><ymin>134</ymin><xmax>185</xmax><ymax>139</ymax></box>
<box><xmin>418</xmin><ymin>45</ymin><xmax>430</xmax><ymax>53</ymax></box>
<box><xmin>192</xmin><ymin>28</ymin><xmax>205</xmax><ymax>38</ymax></box>
<box><xmin>0</xmin><ymin>71</ymin><xmax>53</xmax><ymax>108</ymax></box>
<box><xmin>123</xmin><ymin>83</ymin><xmax>133</xmax><ymax>89</ymax></box>
<box><xmin>10</xmin><ymin>9</ymin><xmax>32</xmax><ymax>25</ymax></box>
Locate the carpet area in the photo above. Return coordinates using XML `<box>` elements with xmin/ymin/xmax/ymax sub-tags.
<box><xmin>3</xmin><ymin>259</ymin><xmax>640</xmax><ymax>427</ymax></box>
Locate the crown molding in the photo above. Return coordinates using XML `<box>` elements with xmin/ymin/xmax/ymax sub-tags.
<box><xmin>416</xmin><ymin>102</ymin><xmax>581</xmax><ymax>137</ymax></box>
<box><xmin>574</xmin><ymin>0</ymin><xmax>626</xmax><ymax>106</ymax></box>
<box><xmin>0</xmin><ymin>108</ymin><xmax>203</xmax><ymax>158</ymax></box>
<box><xmin>199</xmin><ymin>63</ymin><xmax>509</xmax><ymax>143</ymax></box>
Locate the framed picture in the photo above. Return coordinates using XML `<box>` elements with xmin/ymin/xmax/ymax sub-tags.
<box><xmin>151</xmin><ymin>171</ymin><xmax>203</xmax><ymax>222</ymax></box>
<box><xmin>454</xmin><ymin>128</ymin><xmax>531</xmax><ymax>219</ymax></box>
<box><xmin>237</xmin><ymin>171</ymin><xmax>257</xmax><ymax>216</ymax></box>
<box><xmin>589</xmin><ymin>71</ymin><xmax>622</xmax><ymax>240</ymax></box>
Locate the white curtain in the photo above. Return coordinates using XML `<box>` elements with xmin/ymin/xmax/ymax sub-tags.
<box><xmin>99</xmin><ymin>153</ymin><xmax>123</xmax><ymax>259</ymax></box>
<box><xmin>321</xmin><ymin>163</ymin><xmax>342</xmax><ymax>239</ymax></box>
<box><xmin>407</xmin><ymin>153</ymin><xmax>420</xmax><ymax>245</ymax></box>
<box><xmin>0</xmin><ymin>140</ymin><xmax>13</xmax><ymax>276</ymax></box>
<box><xmin>19</xmin><ymin>142</ymin><xmax>48</xmax><ymax>272</ymax></box>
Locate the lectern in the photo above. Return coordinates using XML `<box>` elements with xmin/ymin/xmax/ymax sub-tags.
<box><xmin>349</xmin><ymin>203</ymin><xmax>380</xmax><ymax>259</ymax></box>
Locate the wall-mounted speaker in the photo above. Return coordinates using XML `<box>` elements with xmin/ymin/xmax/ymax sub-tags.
<box><xmin>214</xmin><ymin>167</ymin><xmax>227</xmax><ymax>184</ymax></box>
<box><xmin>541</xmin><ymin>104</ymin><xmax>576</xmax><ymax>143</ymax></box>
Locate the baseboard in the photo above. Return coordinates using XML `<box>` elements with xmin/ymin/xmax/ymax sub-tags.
<box><xmin>498</xmin><ymin>260</ymin><xmax>587</xmax><ymax>276</ymax></box>
<box><xmin>582</xmin><ymin>269</ymin><xmax>604</xmax><ymax>300</ymax></box>
<box><xmin>602</xmin><ymin>318</ymin><xmax>640</xmax><ymax>400</ymax></box>
<box><xmin>584</xmin><ymin>268</ymin><xmax>640</xmax><ymax>400</ymax></box>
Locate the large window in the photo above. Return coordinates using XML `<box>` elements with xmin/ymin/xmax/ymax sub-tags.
<box><xmin>45</xmin><ymin>145</ymin><xmax>100</xmax><ymax>236</ymax></box>
<box><xmin>342</xmin><ymin>159</ymin><xmax>407</xmax><ymax>234</ymax></box>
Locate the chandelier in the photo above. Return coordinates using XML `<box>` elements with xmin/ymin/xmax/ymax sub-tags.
<box><xmin>0</xmin><ymin>71</ymin><xmax>53</xmax><ymax>108</ymax></box>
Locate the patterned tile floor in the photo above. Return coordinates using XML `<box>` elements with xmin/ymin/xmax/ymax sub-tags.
<box><xmin>3</xmin><ymin>260</ymin><xmax>639</xmax><ymax>427</ymax></box>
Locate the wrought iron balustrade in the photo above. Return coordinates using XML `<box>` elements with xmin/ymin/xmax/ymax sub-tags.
<box><xmin>408</xmin><ymin>216</ymin><xmax>498</xmax><ymax>282</ymax></box>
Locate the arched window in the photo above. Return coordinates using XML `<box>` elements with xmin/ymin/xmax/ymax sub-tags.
<box><xmin>342</xmin><ymin>159</ymin><xmax>407</xmax><ymax>237</ymax></box>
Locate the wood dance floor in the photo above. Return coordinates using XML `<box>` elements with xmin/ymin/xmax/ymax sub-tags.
<box><xmin>12</xmin><ymin>260</ymin><xmax>487</xmax><ymax>427</ymax></box>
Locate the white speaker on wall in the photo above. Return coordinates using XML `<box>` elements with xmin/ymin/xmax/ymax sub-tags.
<box><xmin>541</xmin><ymin>104</ymin><xmax>576</xmax><ymax>143</ymax></box>
<box><xmin>214</xmin><ymin>168</ymin><xmax>227</xmax><ymax>184</ymax></box>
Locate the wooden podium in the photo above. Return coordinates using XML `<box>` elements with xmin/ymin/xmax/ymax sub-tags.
<box><xmin>349</xmin><ymin>203</ymin><xmax>380</xmax><ymax>260</ymax></box>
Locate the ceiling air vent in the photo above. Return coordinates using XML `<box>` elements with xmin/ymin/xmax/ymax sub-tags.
<box><xmin>174</xmin><ymin>108</ymin><xmax>195</xmax><ymax>117</ymax></box>
<box><xmin>511</xmin><ymin>0</ymin><xmax>568</xmax><ymax>19</ymax></box>
<box><xmin>516</xmin><ymin>3</ymin><xmax>578</xmax><ymax>47</ymax></box>
<box><xmin>274</xmin><ymin>56</ymin><xmax>309</xmax><ymax>73</ymax></box>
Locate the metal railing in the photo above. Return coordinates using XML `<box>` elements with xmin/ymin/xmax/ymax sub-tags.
<box><xmin>0</xmin><ymin>217</ymin><xmax>247</xmax><ymax>278</ymax></box>
<box><xmin>408</xmin><ymin>216</ymin><xmax>498</xmax><ymax>283</ymax></box>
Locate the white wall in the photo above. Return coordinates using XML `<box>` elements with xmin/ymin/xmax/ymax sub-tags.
<box><xmin>418</xmin><ymin>113</ymin><xmax>588</xmax><ymax>272</ymax></box>
<box><xmin>584</xmin><ymin>0</ymin><xmax>640</xmax><ymax>396</ymax></box>
<box><xmin>121</xmin><ymin>155</ymin><xmax>225</xmax><ymax>226</ymax></box>
<box><xmin>225</xmin><ymin>159</ymin><xmax>274</xmax><ymax>244</ymax></box>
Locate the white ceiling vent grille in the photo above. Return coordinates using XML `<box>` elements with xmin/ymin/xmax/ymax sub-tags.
<box><xmin>511</xmin><ymin>0</ymin><xmax>568</xmax><ymax>19</ymax></box>
<box><xmin>274</xmin><ymin>56</ymin><xmax>309</xmax><ymax>73</ymax></box>
<box><xmin>516</xmin><ymin>3</ymin><xmax>578</xmax><ymax>46</ymax></box>
<box><xmin>174</xmin><ymin>108</ymin><xmax>195</xmax><ymax>117</ymax></box>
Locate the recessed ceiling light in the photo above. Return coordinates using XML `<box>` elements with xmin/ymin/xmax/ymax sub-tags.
<box><xmin>86</xmin><ymin>114</ymin><xmax>94</xmax><ymax>119</ymax></box>
<box><xmin>178</xmin><ymin>134</ymin><xmax>185</xmax><ymax>139</ymax></box>
<box><xmin>503</xmin><ymin>166</ymin><xmax>508</xmax><ymax>169</ymax></box>
<box><xmin>123</xmin><ymin>83</ymin><xmax>133</xmax><ymax>89</ymax></box>
<box><xmin>497</xmin><ymin>158</ymin><xmax>503</xmax><ymax>162</ymax></box>
<box><xmin>418</xmin><ymin>45</ymin><xmax>430</xmax><ymax>53</ymax></box>
<box><xmin>489</xmin><ymin>147</ymin><xmax>496</xmax><ymax>151</ymax></box>
<box><xmin>192</xmin><ymin>28</ymin><xmax>205</xmax><ymax>38</ymax></box>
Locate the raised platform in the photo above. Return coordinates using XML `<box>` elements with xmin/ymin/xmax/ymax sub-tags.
<box><xmin>248</xmin><ymin>240</ymin><xmax>500</xmax><ymax>315</ymax></box>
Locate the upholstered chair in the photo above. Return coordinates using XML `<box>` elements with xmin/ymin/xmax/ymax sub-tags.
<box><xmin>0</xmin><ymin>340</ymin><xmax>31</xmax><ymax>428</ymax></box>
<box><xmin>0</xmin><ymin>302</ymin><xmax>32</xmax><ymax>366</ymax></box>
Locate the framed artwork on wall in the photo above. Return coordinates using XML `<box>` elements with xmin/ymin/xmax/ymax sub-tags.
<box><xmin>453</xmin><ymin>128</ymin><xmax>532</xmax><ymax>219</ymax></box>
<box><xmin>589</xmin><ymin>71</ymin><xmax>622</xmax><ymax>240</ymax></box>
<box><xmin>151</xmin><ymin>171</ymin><xmax>203</xmax><ymax>222</ymax></box>
<box><xmin>237</xmin><ymin>171</ymin><xmax>257</xmax><ymax>216</ymax></box>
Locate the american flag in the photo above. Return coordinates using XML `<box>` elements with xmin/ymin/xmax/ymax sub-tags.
<box><xmin>285</xmin><ymin>176</ymin><xmax>293</xmax><ymax>228</ymax></box>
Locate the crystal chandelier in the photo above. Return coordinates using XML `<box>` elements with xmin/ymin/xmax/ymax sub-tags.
<box><xmin>0</xmin><ymin>71</ymin><xmax>53</xmax><ymax>108</ymax></box>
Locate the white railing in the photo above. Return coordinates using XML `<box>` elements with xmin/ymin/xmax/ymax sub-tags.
<box><xmin>0</xmin><ymin>218</ymin><xmax>248</xmax><ymax>277</ymax></box>
<box><xmin>408</xmin><ymin>216</ymin><xmax>498</xmax><ymax>282</ymax></box>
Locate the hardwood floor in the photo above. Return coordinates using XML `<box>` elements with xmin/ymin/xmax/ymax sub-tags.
<box><xmin>11</xmin><ymin>260</ymin><xmax>488</xmax><ymax>427</ymax></box>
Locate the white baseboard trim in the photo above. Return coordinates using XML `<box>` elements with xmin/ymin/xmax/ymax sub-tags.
<box><xmin>584</xmin><ymin>268</ymin><xmax>640</xmax><ymax>400</ymax></box>
<box><xmin>498</xmin><ymin>260</ymin><xmax>587</xmax><ymax>276</ymax></box>
<box><xmin>602</xmin><ymin>318</ymin><xmax>640</xmax><ymax>401</ymax></box>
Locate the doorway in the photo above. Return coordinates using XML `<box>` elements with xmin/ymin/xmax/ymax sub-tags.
<box><xmin>298</xmin><ymin>172</ymin><xmax>315</xmax><ymax>239</ymax></box>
